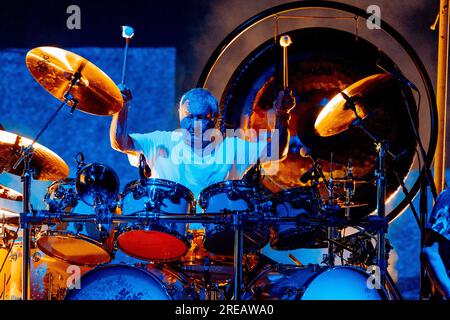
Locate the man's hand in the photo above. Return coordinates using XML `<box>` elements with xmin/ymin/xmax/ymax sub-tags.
<box><xmin>274</xmin><ymin>90</ymin><xmax>296</xmax><ymax>113</ymax></box>
<box><xmin>118</xmin><ymin>83</ymin><xmax>132</xmax><ymax>107</ymax></box>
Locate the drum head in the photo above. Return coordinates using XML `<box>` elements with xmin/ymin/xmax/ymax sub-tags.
<box><xmin>117</xmin><ymin>230</ymin><xmax>188</xmax><ymax>261</ymax></box>
<box><xmin>302</xmin><ymin>267</ymin><xmax>386</xmax><ymax>300</ymax></box>
<box><xmin>65</xmin><ymin>265</ymin><xmax>172</xmax><ymax>300</ymax></box>
<box><xmin>36</xmin><ymin>235</ymin><xmax>111</xmax><ymax>266</ymax></box>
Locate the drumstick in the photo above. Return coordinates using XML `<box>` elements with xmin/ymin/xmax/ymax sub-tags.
<box><xmin>288</xmin><ymin>253</ymin><xmax>303</xmax><ymax>266</ymax></box>
<box><xmin>121</xmin><ymin>26</ymin><xmax>135</xmax><ymax>85</ymax></box>
<box><xmin>279</xmin><ymin>35</ymin><xmax>292</xmax><ymax>90</ymax></box>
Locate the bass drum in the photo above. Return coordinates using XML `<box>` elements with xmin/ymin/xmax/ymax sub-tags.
<box><xmin>243</xmin><ymin>265</ymin><xmax>389</xmax><ymax>300</ymax></box>
<box><xmin>1</xmin><ymin>242</ymin><xmax>91</xmax><ymax>300</ymax></box>
<box><xmin>65</xmin><ymin>264</ymin><xmax>197</xmax><ymax>300</ymax></box>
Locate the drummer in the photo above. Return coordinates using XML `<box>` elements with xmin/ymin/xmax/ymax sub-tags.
<box><xmin>109</xmin><ymin>86</ymin><xmax>295</xmax><ymax>200</ymax></box>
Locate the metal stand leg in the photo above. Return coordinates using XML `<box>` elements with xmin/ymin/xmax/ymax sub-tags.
<box><xmin>327</xmin><ymin>226</ymin><xmax>335</xmax><ymax>266</ymax></box>
<box><xmin>376</xmin><ymin>142</ymin><xmax>387</xmax><ymax>287</ymax></box>
<box><xmin>233</xmin><ymin>212</ymin><xmax>243</xmax><ymax>301</ymax></box>
<box><xmin>20</xmin><ymin>157</ymin><xmax>32</xmax><ymax>301</ymax></box>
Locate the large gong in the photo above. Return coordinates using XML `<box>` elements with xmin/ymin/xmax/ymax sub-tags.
<box><xmin>219</xmin><ymin>28</ymin><xmax>418</xmax><ymax>219</ymax></box>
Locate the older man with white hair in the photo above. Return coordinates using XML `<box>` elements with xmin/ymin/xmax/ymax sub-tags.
<box><xmin>110</xmin><ymin>86</ymin><xmax>295</xmax><ymax>198</ymax></box>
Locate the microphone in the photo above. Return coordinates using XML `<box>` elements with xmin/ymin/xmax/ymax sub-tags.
<box><xmin>376</xmin><ymin>57</ymin><xmax>418</xmax><ymax>91</ymax></box>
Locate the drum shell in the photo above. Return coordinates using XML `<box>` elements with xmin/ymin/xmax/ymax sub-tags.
<box><xmin>116</xmin><ymin>179</ymin><xmax>195</xmax><ymax>261</ymax></box>
<box><xmin>199</xmin><ymin>180</ymin><xmax>270</xmax><ymax>255</ymax></box>
<box><xmin>38</xmin><ymin>179</ymin><xmax>114</xmax><ymax>266</ymax></box>
<box><xmin>119</xmin><ymin>179</ymin><xmax>195</xmax><ymax>236</ymax></box>
<box><xmin>269</xmin><ymin>187</ymin><xmax>325</xmax><ymax>250</ymax></box>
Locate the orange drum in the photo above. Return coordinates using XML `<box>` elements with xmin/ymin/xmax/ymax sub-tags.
<box><xmin>117</xmin><ymin>179</ymin><xmax>195</xmax><ymax>261</ymax></box>
<box><xmin>1</xmin><ymin>241</ymin><xmax>91</xmax><ymax>300</ymax></box>
<box><xmin>36</xmin><ymin>179</ymin><xmax>114</xmax><ymax>266</ymax></box>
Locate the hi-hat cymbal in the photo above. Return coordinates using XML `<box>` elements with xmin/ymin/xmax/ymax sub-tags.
<box><xmin>26</xmin><ymin>47</ymin><xmax>123</xmax><ymax>116</ymax></box>
<box><xmin>0</xmin><ymin>130</ymin><xmax>69</xmax><ymax>181</ymax></box>
<box><xmin>0</xmin><ymin>184</ymin><xmax>23</xmax><ymax>201</ymax></box>
<box><xmin>314</xmin><ymin>73</ymin><xmax>393</xmax><ymax>137</ymax></box>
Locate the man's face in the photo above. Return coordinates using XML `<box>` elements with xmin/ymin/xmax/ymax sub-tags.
<box><xmin>179</xmin><ymin>99</ymin><xmax>216</xmax><ymax>148</ymax></box>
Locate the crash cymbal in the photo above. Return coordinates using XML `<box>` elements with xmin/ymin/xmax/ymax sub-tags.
<box><xmin>0</xmin><ymin>130</ymin><xmax>69</xmax><ymax>180</ymax></box>
<box><xmin>314</xmin><ymin>73</ymin><xmax>393</xmax><ymax>137</ymax></box>
<box><xmin>26</xmin><ymin>47</ymin><xmax>123</xmax><ymax>116</ymax></box>
<box><xmin>0</xmin><ymin>184</ymin><xmax>23</xmax><ymax>201</ymax></box>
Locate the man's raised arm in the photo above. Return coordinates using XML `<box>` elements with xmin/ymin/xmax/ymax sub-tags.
<box><xmin>273</xmin><ymin>90</ymin><xmax>296</xmax><ymax>161</ymax></box>
<box><xmin>110</xmin><ymin>85</ymin><xmax>137</xmax><ymax>155</ymax></box>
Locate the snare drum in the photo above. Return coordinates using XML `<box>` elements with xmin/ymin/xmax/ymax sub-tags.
<box><xmin>269</xmin><ymin>187</ymin><xmax>325</xmax><ymax>250</ymax></box>
<box><xmin>117</xmin><ymin>179</ymin><xmax>195</xmax><ymax>261</ymax></box>
<box><xmin>198</xmin><ymin>180</ymin><xmax>270</xmax><ymax>255</ymax></box>
<box><xmin>36</xmin><ymin>178</ymin><xmax>114</xmax><ymax>266</ymax></box>
<box><xmin>65</xmin><ymin>264</ymin><xmax>197</xmax><ymax>300</ymax></box>
<box><xmin>243</xmin><ymin>264</ymin><xmax>389</xmax><ymax>300</ymax></box>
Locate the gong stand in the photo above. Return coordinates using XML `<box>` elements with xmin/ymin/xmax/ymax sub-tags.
<box><xmin>13</xmin><ymin>73</ymin><xmax>80</xmax><ymax>300</ymax></box>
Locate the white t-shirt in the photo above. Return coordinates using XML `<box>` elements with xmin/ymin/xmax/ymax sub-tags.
<box><xmin>128</xmin><ymin>130</ymin><xmax>269</xmax><ymax>201</ymax></box>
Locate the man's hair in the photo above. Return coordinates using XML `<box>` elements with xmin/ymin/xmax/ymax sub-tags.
<box><xmin>179</xmin><ymin>88</ymin><xmax>219</xmax><ymax>116</ymax></box>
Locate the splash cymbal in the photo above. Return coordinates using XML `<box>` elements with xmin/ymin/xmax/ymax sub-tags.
<box><xmin>26</xmin><ymin>47</ymin><xmax>123</xmax><ymax>116</ymax></box>
<box><xmin>0</xmin><ymin>184</ymin><xmax>23</xmax><ymax>201</ymax></box>
<box><xmin>314</xmin><ymin>73</ymin><xmax>393</xmax><ymax>137</ymax></box>
<box><xmin>0</xmin><ymin>130</ymin><xmax>69</xmax><ymax>181</ymax></box>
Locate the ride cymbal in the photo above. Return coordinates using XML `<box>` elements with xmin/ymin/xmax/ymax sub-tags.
<box><xmin>314</xmin><ymin>73</ymin><xmax>393</xmax><ymax>137</ymax></box>
<box><xmin>26</xmin><ymin>47</ymin><xmax>123</xmax><ymax>116</ymax></box>
<box><xmin>0</xmin><ymin>130</ymin><xmax>69</xmax><ymax>181</ymax></box>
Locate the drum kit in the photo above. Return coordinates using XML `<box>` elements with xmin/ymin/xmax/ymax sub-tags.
<box><xmin>0</xmin><ymin>28</ymin><xmax>415</xmax><ymax>301</ymax></box>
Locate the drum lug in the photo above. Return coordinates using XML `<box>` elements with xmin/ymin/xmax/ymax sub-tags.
<box><xmin>32</xmin><ymin>251</ymin><xmax>42</xmax><ymax>262</ymax></box>
<box><xmin>281</xmin><ymin>286</ymin><xmax>301</xmax><ymax>298</ymax></box>
<box><xmin>166</xmin><ymin>284</ymin><xmax>177</xmax><ymax>296</ymax></box>
<box><xmin>74</xmin><ymin>223</ymin><xmax>84</xmax><ymax>233</ymax></box>
<box><xmin>183</xmin><ymin>284</ymin><xmax>196</xmax><ymax>298</ymax></box>
<box><xmin>10</xmin><ymin>251</ymin><xmax>18</xmax><ymax>262</ymax></box>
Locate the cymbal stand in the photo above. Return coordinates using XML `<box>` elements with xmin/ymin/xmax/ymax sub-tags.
<box><xmin>326</xmin><ymin>153</ymin><xmax>336</xmax><ymax>266</ymax></box>
<box><xmin>12</xmin><ymin>73</ymin><xmax>80</xmax><ymax>300</ymax></box>
<box><xmin>233</xmin><ymin>210</ymin><xmax>243</xmax><ymax>300</ymax></box>
<box><xmin>344</xmin><ymin>159</ymin><xmax>354</xmax><ymax>219</ymax></box>
<box><xmin>350</xmin><ymin>116</ymin><xmax>389</xmax><ymax>287</ymax></box>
